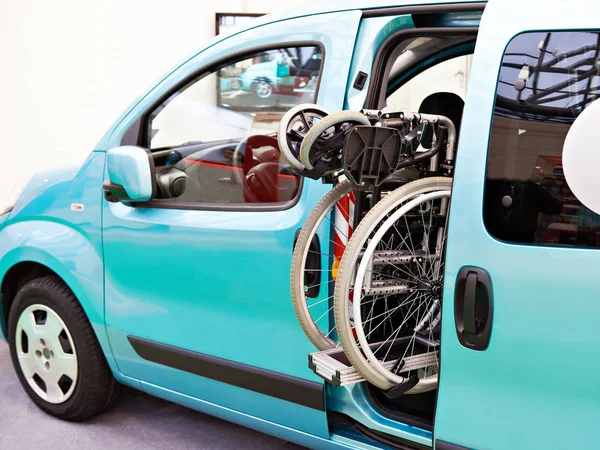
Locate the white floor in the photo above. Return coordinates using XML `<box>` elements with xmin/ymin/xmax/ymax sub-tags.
<box><xmin>0</xmin><ymin>342</ymin><xmax>303</xmax><ymax>449</ymax></box>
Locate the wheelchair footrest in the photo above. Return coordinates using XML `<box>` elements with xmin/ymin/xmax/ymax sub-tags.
<box><xmin>308</xmin><ymin>342</ymin><xmax>439</xmax><ymax>386</ymax></box>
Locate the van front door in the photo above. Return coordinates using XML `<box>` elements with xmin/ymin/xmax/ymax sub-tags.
<box><xmin>102</xmin><ymin>10</ymin><xmax>362</xmax><ymax>440</ymax></box>
<box><xmin>435</xmin><ymin>1</ymin><xmax>600</xmax><ymax>449</ymax></box>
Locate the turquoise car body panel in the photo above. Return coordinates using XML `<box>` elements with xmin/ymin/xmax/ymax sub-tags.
<box><xmin>102</xmin><ymin>185</ymin><xmax>332</xmax><ymax>439</ymax></box>
<box><xmin>0</xmin><ymin>153</ymin><xmax>121</xmax><ymax>371</ymax></box>
<box><xmin>140</xmin><ymin>379</ymin><xmax>359</xmax><ymax>450</ymax></box>
<box><xmin>434</xmin><ymin>1</ymin><xmax>600</xmax><ymax>449</ymax></box>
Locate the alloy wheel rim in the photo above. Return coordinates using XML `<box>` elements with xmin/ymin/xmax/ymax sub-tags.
<box><xmin>256</xmin><ymin>81</ymin><xmax>272</xmax><ymax>98</ymax></box>
<box><xmin>16</xmin><ymin>304</ymin><xmax>78</xmax><ymax>404</ymax></box>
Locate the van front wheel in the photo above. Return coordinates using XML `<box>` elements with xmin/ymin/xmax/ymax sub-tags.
<box><xmin>8</xmin><ymin>276</ymin><xmax>119</xmax><ymax>421</ymax></box>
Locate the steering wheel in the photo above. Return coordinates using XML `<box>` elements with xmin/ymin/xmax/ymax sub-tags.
<box><xmin>277</xmin><ymin>103</ymin><xmax>329</xmax><ymax>171</ymax></box>
<box><xmin>231</xmin><ymin>137</ymin><xmax>249</xmax><ymax>185</ymax></box>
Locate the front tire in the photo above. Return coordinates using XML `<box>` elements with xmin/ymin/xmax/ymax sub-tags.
<box><xmin>8</xmin><ymin>276</ymin><xmax>119</xmax><ymax>421</ymax></box>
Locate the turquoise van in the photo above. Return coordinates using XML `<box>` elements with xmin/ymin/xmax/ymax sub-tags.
<box><xmin>1</xmin><ymin>0</ymin><xmax>599</xmax><ymax>449</ymax></box>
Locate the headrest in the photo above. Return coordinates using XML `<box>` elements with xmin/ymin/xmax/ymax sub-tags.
<box><xmin>418</xmin><ymin>92</ymin><xmax>465</xmax><ymax>149</ymax></box>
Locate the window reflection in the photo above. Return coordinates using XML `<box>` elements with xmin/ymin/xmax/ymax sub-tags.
<box><xmin>484</xmin><ymin>31</ymin><xmax>600</xmax><ymax>248</ymax></box>
<box><xmin>217</xmin><ymin>47</ymin><xmax>323</xmax><ymax>111</ymax></box>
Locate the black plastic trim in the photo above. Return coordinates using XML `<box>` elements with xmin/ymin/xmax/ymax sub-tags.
<box><xmin>365</xmin><ymin>383</ymin><xmax>434</xmax><ymax>432</ymax></box>
<box><xmin>102</xmin><ymin>181</ymin><xmax>128</xmax><ymax>203</ymax></box>
<box><xmin>121</xmin><ymin>117</ymin><xmax>142</xmax><ymax>146</ymax></box>
<box><xmin>353</xmin><ymin>71</ymin><xmax>368</xmax><ymax>91</ymax></box>
<box><xmin>147</xmin><ymin>147</ymin><xmax>158</xmax><ymax>199</ymax></box>
<box><xmin>364</xmin><ymin>27</ymin><xmax>478</xmax><ymax>109</ymax></box>
<box><xmin>361</xmin><ymin>2</ymin><xmax>486</xmax><ymax>18</ymax></box>
<box><xmin>436</xmin><ymin>441</ymin><xmax>472</xmax><ymax>450</ymax></box>
<box><xmin>128</xmin><ymin>336</ymin><xmax>325</xmax><ymax>411</ymax></box>
<box><xmin>454</xmin><ymin>266</ymin><xmax>493</xmax><ymax>351</ymax></box>
<box><xmin>354</xmin><ymin>421</ymin><xmax>431</xmax><ymax>450</ymax></box>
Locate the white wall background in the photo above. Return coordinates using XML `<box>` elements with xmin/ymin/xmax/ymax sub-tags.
<box><xmin>0</xmin><ymin>0</ymin><xmax>318</xmax><ymax>206</ymax></box>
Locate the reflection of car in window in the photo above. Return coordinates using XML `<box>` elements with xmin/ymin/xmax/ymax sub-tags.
<box><xmin>220</xmin><ymin>49</ymin><xmax>322</xmax><ymax>100</ymax></box>
<box><xmin>238</xmin><ymin>58</ymin><xmax>283</xmax><ymax>99</ymax></box>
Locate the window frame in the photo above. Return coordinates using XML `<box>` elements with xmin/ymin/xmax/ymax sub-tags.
<box><xmin>385</xmin><ymin>42</ymin><xmax>475</xmax><ymax>99</ymax></box>
<box><xmin>363</xmin><ymin>27</ymin><xmax>479</xmax><ymax>110</ymax></box>
<box><xmin>481</xmin><ymin>29</ymin><xmax>600</xmax><ymax>250</ymax></box>
<box><xmin>123</xmin><ymin>41</ymin><xmax>326</xmax><ymax>212</ymax></box>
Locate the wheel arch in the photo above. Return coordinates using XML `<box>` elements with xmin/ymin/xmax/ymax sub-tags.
<box><xmin>0</xmin><ymin>248</ymin><xmax>101</xmax><ymax>341</ymax></box>
<box><xmin>0</xmin><ymin>228</ymin><xmax>119</xmax><ymax>376</ymax></box>
<box><xmin>0</xmin><ymin>260</ymin><xmax>57</xmax><ymax>339</ymax></box>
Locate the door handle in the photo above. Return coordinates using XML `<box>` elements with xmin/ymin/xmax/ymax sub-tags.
<box><xmin>455</xmin><ymin>266</ymin><xmax>493</xmax><ymax>351</ymax></box>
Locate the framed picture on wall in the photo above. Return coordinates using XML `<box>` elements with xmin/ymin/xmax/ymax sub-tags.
<box><xmin>215</xmin><ymin>13</ymin><xmax>263</xmax><ymax>37</ymax></box>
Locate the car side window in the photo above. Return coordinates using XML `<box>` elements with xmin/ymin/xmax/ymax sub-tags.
<box><xmin>484</xmin><ymin>31</ymin><xmax>600</xmax><ymax>248</ymax></box>
<box><xmin>143</xmin><ymin>45</ymin><xmax>323</xmax><ymax>207</ymax></box>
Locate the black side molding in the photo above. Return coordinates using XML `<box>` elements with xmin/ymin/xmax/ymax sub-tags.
<box><xmin>128</xmin><ymin>336</ymin><xmax>324</xmax><ymax>411</ymax></box>
<box><xmin>436</xmin><ymin>440</ymin><xmax>473</xmax><ymax>450</ymax></box>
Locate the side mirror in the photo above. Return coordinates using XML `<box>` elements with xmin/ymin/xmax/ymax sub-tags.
<box><xmin>563</xmin><ymin>99</ymin><xmax>600</xmax><ymax>214</ymax></box>
<box><xmin>103</xmin><ymin>146</ymin><xmax>155</xmax><ymax>203</ymax></box>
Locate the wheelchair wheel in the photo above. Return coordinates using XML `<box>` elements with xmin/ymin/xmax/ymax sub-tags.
<box><xmin>334</xmin><ymin>177</ymin><xmax>452</xmax><ymax>393</ymax></box>
<box><xmin>277</xmin><ymin>104</ymin><xmax>330</xmax><ymax>171</ymax></box>
<box><xmin>299</xmin><ymin>110</ymin><xmax>370</xmax><ymax>171</ymax></box>
<box><xmin>290</xmin><ymin>179</ymin><xmax>357</xmax><ymax>350</ymax></box>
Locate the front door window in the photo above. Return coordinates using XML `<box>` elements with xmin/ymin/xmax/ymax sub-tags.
<box><xmin>143</xmin><ymin>46</ymin><xmax>324</xmax><ymax>206</ymax></box>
